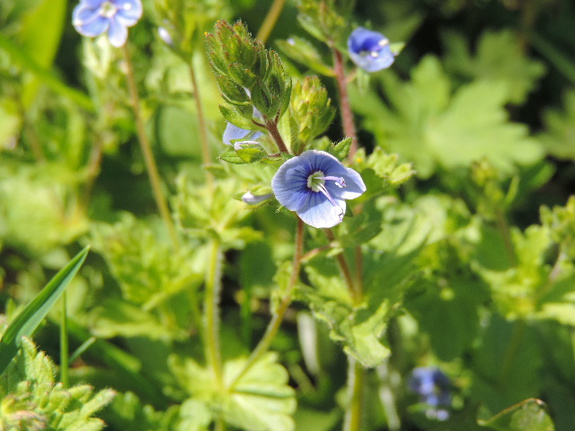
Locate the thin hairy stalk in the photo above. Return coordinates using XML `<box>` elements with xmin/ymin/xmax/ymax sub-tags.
<box><xmin>344</xmin><ymin>359</ymin><xmax>365</xmax><ymax>431</ymax></box>
<box><xmin>256</xmin><ymin>0</ymin><xmax>287</xmax><ymax>43</ymax></box>
<box><xmin>188</xmin><ymin>58</ymin><xmax>214</xmax><ymax>189</ymax></box>
<box><xmin>122</xmin><ymin>44</ymin><xmax>180</xmax><ymax>249</ymax></box>
<box><xmin>204</xmin><ymin>239</ymin><xmax>224</xmax><ymax>386</ymax></box>
<box><xmin>325</xmin><ymin>229</ymin><xmax>360</xmax><ymax>303</ymax></box>
<box><xmin>60</xmin><ymin>291</ymin><xmax>69</xmax><ymax>387</ymax></box>
<box><xmin>266</xmin><ymin>119</ymin><xmax>289</xmax><ymax>153</ymax></box>
<box><xmin>229</xmin><ymin>217</ymin><xmax>305</xmax><ymax>389</ymax></box>
<box><xmin>332</xmin><ymin>47</ymin><xmax>358</xmax><ymax>159</ymax></box>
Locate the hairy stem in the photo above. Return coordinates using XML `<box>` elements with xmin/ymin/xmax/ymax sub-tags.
<box><xmin>332</xmin><ymin>47</ymin><xmax>358</xmax><ymax>159</ymax></box>
<box><xmin>256</xmin><ymin>0</ymin><xmax>287</xmax><ymax>43</ymax></box>
<box><xmin>188</xmin><ymin>57</ymin><xmax>214</xmax><ymax>189</ymax></box>
<box><xmin>123</xmin><ymin>44</ymin><xmax>180</xmax><ymax>249</ymax></box>
<box><xmin>266</xmin><ymin>119</ymin><xmax>289</xmax><ymax>153</ymax></box>
<box><xmin>229</xmin><ymin>217</ymin><xmax>305</xmax><ymax>389</ymax></box>
<box><xmin>204</xmin><ymin>239</ymin><xmax>224</xmax><ymax>386</ymax></box>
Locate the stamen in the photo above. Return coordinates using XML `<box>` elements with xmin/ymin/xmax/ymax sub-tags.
<box><xmin>318</xmin><ymin>176</ymin><xmax>346</xmax><ymax>188</ymax></box>
<box><xmin>316</xmin><ymin>184</ymin><xmax>344</xmax><ymax>220</ymax></box>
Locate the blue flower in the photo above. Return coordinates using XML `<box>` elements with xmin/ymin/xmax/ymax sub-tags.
<box><xmin>348</xmin><ymin>27</ymin><xmax>395</xmax><ymax>72</ymax></box>
<box><xmin>73</xmin><ymin>0</ymin><xmax>143</xmax><ymax>48</ymax></box>
<box><xmin>223</xmin><ymin>123</ymin><xmax>263</xmax><ymax>148</ymax></box>
<box><xmin>409</xmin><ymin>367</ymin><xmax>451</xmax><ymax>421</ymax></box>
<box><xmin>272</xmin><ymin>150</ymin><xmax>366</xmax><ymax>228</ymax></box>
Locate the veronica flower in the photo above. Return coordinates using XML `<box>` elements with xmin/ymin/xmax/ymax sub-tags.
<box><xmin>348</xmin><ymin>27</ymin><xmax>395</xmax><ymax>72</ymax></box>
<box><xmin>73</xmin><ymin>0</ymin><xmax>143</xmax><ymax>48</ymax></box>
<box><xmin>272</xmin><ymin>150</ymin><xmax>366</xmax><ymax>228</ymax></box>
<box><xmin>409</xmin><ymin>367</ymin><xmax>451</xmax><ymax>421</ymax></box>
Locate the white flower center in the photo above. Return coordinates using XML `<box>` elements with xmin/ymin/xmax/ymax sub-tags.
<box><xmin>100</xmin><ymin>1</ymin><xmax>118</xmax><ymax>18</ymax></box>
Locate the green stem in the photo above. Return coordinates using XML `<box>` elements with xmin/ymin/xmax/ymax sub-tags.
<box><xmin>188</xmin><ymin>57</ymin><xmax>214</xmax><ymax>189</ymax></box>
<box><xmin>122</xmin><ymin>44</ymin><xmax>180</xmax><ymax>249</ymax></box>
<box><xmin>204</xmin><ymin>239</ymin><xmax>224</xmax><ymax>386</ymax></box>
<box><xmin>331</xmin><ymin>47</ymin><xmax>358</xmax><ymax>159</ymax></box>
<box><xmin>229</xmin><ymin>217</ymin><xmax>305</xmax><ymax>389</ymax></box>
<box><xmin>60</xmin><ymin>291</ymin><xmax>69</xmax><ymax>387</ymax></box>
<box><xmin>256</xmin><ymin>0</ymin><xmax>287</xmax><ymax>43</ymax></box>
<box><xmin>344</xmin><ymin>359</ymin><xmax>364</xmax><ymax>431</ymax></box>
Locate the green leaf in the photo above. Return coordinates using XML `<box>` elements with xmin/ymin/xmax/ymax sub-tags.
<box><xmin>18</xmin><ymin>0</ymin><xmax>67</xmax><ymax>106</ymax></box>
<box><xmin>0</xmin><ymin>337</ymin><xmax>115</xmax><ymax>431</ymax></box>
<box><xmin>89</xmin><ymin>299</ymin><xmax>185</xmax><ymax>340</ymax></box>
<box><xmin>328</xmin><ymin>137</ymin><xmax>352</xmax><ymax>161</ymax></box>
<box><xmin>350</xmin><ymin>56</ymin><xmax>544</xmax><ymax>178</ymax></box>
<box><xmin>236</xmin><ymin>143</ymin><xmax>268</xmax><ymax>163</ymax></box>
<box><xmin>443</xmin><ymin>30</ymin><xmax>546</xmax><ymax>104</ymax></box>
<box><xmin>479</xmin><ymin>398</ymin><xmax>555</xmax><ymax>431</ymax></box>
<box><xmin>170</xmin><ymin>353</ymin><xmax>296</xmax><ymax>431</ymax></box>
<box><xmin>538</xmin><ymin>89</ymin><xmax>575</xmax><ymax>160</ymax></box>
<box><xmin>0</xmin><ymin>246</ymin><xmax>89</xmax><ymax>375</ymax></box>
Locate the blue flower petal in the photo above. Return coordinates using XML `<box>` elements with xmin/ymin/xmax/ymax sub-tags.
<box><xmin>74</xmin><ymin>6</ymin><xmax>109</xmax><ymax>38</ymax></box>
<box><xmin>107</xmin><ymin>16</ymin><xmax>128</xmax><ymax>47</ymax></box>
<box><xmin>79</xmin><ymin>0</ymin><xmax>106</xmax><ymax>8</ymax></box>
<box><xmin>348</xmin><ymin>27</ymin><xmax>395</xmax><ymax>72</ymax></box>
<box><xmin>223</xmin><ymin>123</ymin><xmax>263</xmax><ymax>146</ymax></box>
<box><xmin>113</xmin><ymin>0</ymin><xmax>143</xmax><ymax>26</ymax></box>
<box><xmin>298</xmin><ymin>191</ymin><xmax>346</xmax><ymax>228</ymax></box>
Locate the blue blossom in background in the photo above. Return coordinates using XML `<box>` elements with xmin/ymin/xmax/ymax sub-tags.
<box><xmin>348</xmin><ymin>27</ymin><xmax>395</xmax><ymax>72</ymax></box>
<box><xmin>73</xmin><ymin>0</ymin><xmax>143</xmax><ymax>48</ymax></box>
<box><xmin>272</xmin><ymin>150</ymin><xmax>366</xmax><ymax>228</ymax></box>
<box><xmin>409</xmin><ymin>367</ymin><xmax>451</xmax><ymax>421</ymax></box>
<box><xmin>223</xmin><ymin>123</ymin><xmax>263</xmax><ymax>148</ymax></box>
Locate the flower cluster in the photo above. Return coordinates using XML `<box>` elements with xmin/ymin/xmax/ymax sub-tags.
<box><xmin>409</xmin><ymin>367</ymin><xmax>451</xmax><ymax>421</ymax></box>
<box><xmin>73</xmin><ymin>0</ymin><xmax>143</xmax><ymax>48</ymax></box>
<box><xmin>272</xmin><ymin>151</ymin><xmax>366</xmax><ymax>228</ymax></box>
<box><xmin>348</xmin><ymin>27</ymin><xmax>395</xmax><ymax>72</ymax></box>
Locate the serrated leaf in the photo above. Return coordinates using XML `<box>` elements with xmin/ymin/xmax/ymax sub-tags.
<box><xmin>236</xmin><ymin>143</ymin><xmax>268</xmax><ymax>163</ymax></box>
<box><xmin>350</xmin><ymin>56</ymin><xmax>544</xmax><ymax>178</ymax></box>
<box><xmin>170</xmin><ymin>353</ymin><xmax>296</xmax><ymax>431</ymax></box>
<box><xmin>443</xmin><ymin>30</ymin><xmax>545</xmax><ymax>105</ymax></box>
<box><xmin>329</xmin><ymin>137</ymin><xmax>352</xmax><ymax>160</ymax></box>
<box><xmin>539</xmin><ymin>89</ymin><xmax>575</xmax><ymax>160</ymax></box>
<box><xmin>0</xmin><ymin>247</ymin><xmax>89</xmax><ymax>375</ymax></box>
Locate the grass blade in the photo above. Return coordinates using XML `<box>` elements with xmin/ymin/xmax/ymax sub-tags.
<box><xmin>0</xmin><ymin>246</ymin><xmax>90</xmax><ymax>375</ymax></box>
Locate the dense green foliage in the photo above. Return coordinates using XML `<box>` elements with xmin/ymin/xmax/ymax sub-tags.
<box><xmin>1</xmin><ymin>0</ymin><xmax>575</xmax><ymax>430</ymax></box>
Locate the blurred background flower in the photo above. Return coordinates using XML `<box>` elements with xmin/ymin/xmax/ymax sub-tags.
<box><xmin>347</xmin><ymin>27</ymin><xmax>395</xmax><ymax>72</ymax></box>
<box><xmin>73</xmin><ymin>0</ymin><xmax>143</xmax><ymax>47</ymax></box>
